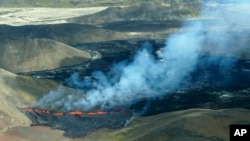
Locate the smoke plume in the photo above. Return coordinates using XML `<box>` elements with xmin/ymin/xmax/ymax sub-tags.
<box><xmin>37</xmin><ymin>0</ymin><xmax>250</xmax><ymax>111</ymax></box>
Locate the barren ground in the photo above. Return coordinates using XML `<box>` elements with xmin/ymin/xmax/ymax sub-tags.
<box><xmin>0</xmin><ymin>7</ymin><xmax>107</xmax><ymax>26</ymax></box>
<box><xmin>0</xmin><ymin>2</ymin><xmax>249</xmax><ymax>141</ymax></box>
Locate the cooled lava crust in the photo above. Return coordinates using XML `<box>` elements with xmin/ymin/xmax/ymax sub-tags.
<box><xmin>21</xmin><ymin>107</ymin><xmax>133</xmax><ymax>138</ymax></box>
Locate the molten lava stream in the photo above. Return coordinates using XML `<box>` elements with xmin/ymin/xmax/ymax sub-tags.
<box><xmin>53</xmin><ymin>112</ymin><xmax>63</xmax><ymax>116</ymax></box>
<box><xmin>22</xmin><ymin>107</ymin><xmax>110</xmax><ymax>116</ymax></box>
<box><xmin>67</xmin><ymin>111</ymin><xmax>107</xmax><ymax>115</ymax></box>
<box><xmin>68</xmin><ymin>111</ymin><xmax>85</xmax><ymax>115</ymax></box>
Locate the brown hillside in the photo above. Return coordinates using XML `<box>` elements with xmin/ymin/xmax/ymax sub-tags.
<box><xmin>0</xmin><ymin>108</ymin><xmax>249</xmax><ymax>141</ymax></box>
<box><xmin>0</xmin><ymin>68</ymin><xmax>59</xmax><ymax>133</ymax></box>
<box><xmin>0</xmin><ymin>38</ymin><xmax>91</xmax><ymax>73</ymax></box>
<box><xmin>69</xmin><ymin>2</ymin><xmax>200</xmax><ymax>25</ymax></box>
<box><xmin>84</xmin><ymin>108</ymin><xmax>250</xmax><ymax>141</ymax></box>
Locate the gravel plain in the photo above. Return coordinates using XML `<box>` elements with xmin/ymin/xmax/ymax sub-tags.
<box><xmin>0</xmin><ymin>7</ymin><xmax>107</xmax><ymax>26</ymax></box>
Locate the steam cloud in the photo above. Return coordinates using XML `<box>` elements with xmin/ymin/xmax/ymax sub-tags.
<box><xmin>37</xmin><ymin>0</ymin><xmax>250</xmax><ymax>111</ymax></box>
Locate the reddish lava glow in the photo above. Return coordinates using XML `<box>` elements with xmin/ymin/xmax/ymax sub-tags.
<box><xmin>53</xmin><ymin>112</ymin><xmax>63</xmax><ymax>116</ymax></box>
<box><xmin>22</xmin><ymin>107</ymin><xmax>112</xmax><ymax>116</ymax></box>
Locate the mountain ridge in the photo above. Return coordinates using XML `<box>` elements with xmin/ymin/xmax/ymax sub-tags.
<box><xmin>0</xmin><ymin>38</ymin><xmax>91</xmax><ymax>73</ymax></box>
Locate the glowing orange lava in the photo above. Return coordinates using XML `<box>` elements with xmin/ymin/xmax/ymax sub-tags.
<box><xmin>53</xmin><ymin>112</ymin><xmax>63</xmax><ymax>116</ymax></box>
<box><xmin>21</xmin><ymin>107</ymin><xmax>111</xmax><ymax>116</ymax></box>
<box><xmin>68</xmin><ymin>111</ymin><xmax>85</xmax><ymax>115</ymax></box>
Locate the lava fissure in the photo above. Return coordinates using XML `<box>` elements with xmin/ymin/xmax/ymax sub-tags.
<box><xmin>21</xmin><ymin>107</ymin><xmax>127</xmax><ymax>116</ymax></box>
<box><xmin>20</xmin><ymin>107</ymin><xmax>133</xmax><ymax>138</ymax></box>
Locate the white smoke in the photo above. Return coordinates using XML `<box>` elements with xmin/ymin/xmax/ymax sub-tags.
<box><xmin>37</xmin><ymin>0</ymin><xmax>250</xmax><ymax>111</ymax></box>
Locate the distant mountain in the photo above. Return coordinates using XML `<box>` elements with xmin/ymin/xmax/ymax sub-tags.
<box><xmin>69</xmin><ymin>2</ymin><xmax>200</xmax><ymax>25</ymax></box>
<box><xmin>0</xmin><ymin>0</ymin><xmax>201</xmax><ymax>8</ymax></box>
<box><xmin>0</xmin><ymin>24</ymin><xmax>129</xmax><ymax>45</ymax></box>
<box><xmin>0</xmin><ymin>38</ymin><xmax>91</xmax><ymax>73</ymax></box>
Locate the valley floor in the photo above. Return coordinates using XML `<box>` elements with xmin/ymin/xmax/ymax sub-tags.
<box><xmin>0</xmin><ymin>7</ymin><xmax>107</xmax><ymax>26</ymax></box>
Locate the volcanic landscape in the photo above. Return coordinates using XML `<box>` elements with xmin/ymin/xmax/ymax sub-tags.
<box><xmin>0</xmin><ymin>0</ymin><xmax>250</xmax><ymax>141</ymax></box>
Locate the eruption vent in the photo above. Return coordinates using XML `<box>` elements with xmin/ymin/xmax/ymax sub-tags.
<box><xmin>21</xmin><ymin>107</ymin><xmax>132</xmax><ymax>137</ymax></box>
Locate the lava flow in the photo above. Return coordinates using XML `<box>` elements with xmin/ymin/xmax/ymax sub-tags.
<box><xmin>20</xmin><ymin>107</ymin><xmax>133</xmax><ymax>138</ymax></box>
<box><xmin>21</xmin><ymin>107</ymin><xmax>124</xmax><ymax>116</ymax></box>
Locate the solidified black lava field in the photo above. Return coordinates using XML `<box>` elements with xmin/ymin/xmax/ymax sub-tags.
<box><xmin>22</xmin><ymin>108</ymin><xmax>132</xmax><ymax>138</ymax></box>
<box><xmin>21</xmin><ymin>40</ymin><xmax>250</xmax><ymax>116</ymax></box>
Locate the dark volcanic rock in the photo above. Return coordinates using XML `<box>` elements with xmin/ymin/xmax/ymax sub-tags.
<box><xmin>0</xmin><ymin>23</ymin><xmax>128</xmax><ymax>45</ymax></box>
<box><xmin>110</xmin><ymin>108</ymin><xmax>250</xmax><ymax>141</ymax></box>
<box><xmin>19</xmin><ymin>39</ymin><xmax>250</xmax><ymax>116</ymax></box>
<box><xmin>22</xmin><ymin>109</ymin><xmax>133</xmax><ymax>138</ymax></box>
<box><xmin>69</xmin><ymin>2</ymin><xmax>200</xmax><ymax>25</ymax></box>
<box><xmin>101</xmin><ymin>20</ymin><xmax>182</xmax><ymax>32</ymax></box>
<box><xmin>19</xmin><ymin>39</ymin><xmax>162</xmax><ymax>83</ymax></box>
<box><xmin>130</xmin><ymin>56</ymin><xmax>250</xmax><ymax>116</ymax></box>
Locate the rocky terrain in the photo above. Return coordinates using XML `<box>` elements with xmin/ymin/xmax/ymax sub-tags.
<box><xmin>0</xmin><ymin>0</ymin><xmax>201</xmax><ymax>8</ymax></box>
<box><xmin>0</xmin><ymin>0</ymin><xmax>249</xmax><ymax>141</ymax></box>
<box><xmin>0</xmin><ymin>108</ymin><xmax>249</xmax><ymax>141</ymax></box>
<box><xmin>0</xmin><ymin>68</ymin><xmax>59</xmax><ymax>133</ymax></box>
<box><xmin>87</xmin><ymin>108</ymin><xmax>250</xmax><ymax>141</ymax></box>
<box><xmin>0</xmin><ymin>24</ymin><xmax>133</xmax><ymax>45</ymax></box>
<box><xmin>69</xmin><ymin>2</ymin><xmax>199</xmax><ymax>25</ymax></box>
<box><xmin>0</xmin><ymin>38</ymin><xmax>91</xmax><ymax>73</ymax></box>
<box><xmin>0</xmin><ymin>7</ymin><xmax>107</xmax><ymax>26</ymax></box>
